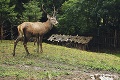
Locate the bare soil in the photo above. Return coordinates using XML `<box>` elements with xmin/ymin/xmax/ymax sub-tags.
<box><xmin>0</xmin><ymin>70</ymin><xmax>119</xmax><ymax>80</ymax></box>
<box><xmin>0</xmin><ymin>62</ymin><xmax>120</xmax><ymax>80</ymax></box>
<box><xmin>51</xmin><ymin>70</ymin><xmax>120</xmax><ymax>80</ymax></box>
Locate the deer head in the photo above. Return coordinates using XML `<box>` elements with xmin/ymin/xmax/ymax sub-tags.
<box><xmin>42</xmin><ymin>4</ymin><xmax>58</xmax><ymax>26</ymax></box>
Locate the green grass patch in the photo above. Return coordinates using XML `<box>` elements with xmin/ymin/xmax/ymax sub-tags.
<box><xmin>0</xmin><ymin>40</ymin><xmax>120</xmax><ymax>79</ymax></box>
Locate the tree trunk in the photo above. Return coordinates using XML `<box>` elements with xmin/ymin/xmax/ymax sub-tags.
<box><xmin>114</xmin><ymin>29</ymin><xmax>117</xmax><ymax>48</ymax></box>
<box><xmin>0</xmin><ymin>26</ymin><xmax>3</xmax><ymax>42</ymax></box>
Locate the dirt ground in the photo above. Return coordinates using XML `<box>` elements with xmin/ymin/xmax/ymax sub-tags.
<box><xmin>51</xmin><ymin>70</ymin><xmax>120</xmax><ymax>80</ymax></box>
<box><xmin>0</xmin><ymin>56</ymin><xmax>120</xmax><ymax>80</ymax></box>
<box><xmin>0</xmin><ymin>66</ymin><xmax>119</xmax><ymax>80</ymax></box>
<box><xmin>0</xmin><ymin>60</ymin><xmax>120</xmax><ymax>80</ymax></box>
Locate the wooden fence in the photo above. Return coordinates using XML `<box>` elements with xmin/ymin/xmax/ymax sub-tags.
<box><xmin>89</xmin><ymin>29</ymin><xmax>120</xmax><ymax>51</ymax></box>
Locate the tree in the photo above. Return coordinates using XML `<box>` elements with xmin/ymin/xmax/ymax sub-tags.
<box><xmin>21</xmin><ymin>0</ymin><xmax>42</xmax><ymax>22</ymax></box>
<box><xmin>0</xmin><ymin>0</ymin><xmax>17</xmax><ymax>40</ymax></box>
<box><xmin>58</xmin><ymin>0</ymin><xmax>90</xmax><ymax>35</ymax></box>
<box><xmin>57</xmin><ymin>0</ymin><xmax>120</xmax><ymax>36</ymax></box>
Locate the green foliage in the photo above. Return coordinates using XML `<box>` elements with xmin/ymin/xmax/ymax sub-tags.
<box><xmin>6</xmin><ymin>0</ymin><xmax>67</xmax><ymax>24</ymax></box>
<box><xmin>0</xmin><ymin>0</ymin><xmax>17</xmax><ymax>24</ymax></box>
<box><xmin>58</xmin><ymin>0</ymin><xmax>94</xmax><ymax>35</ymax></box>
<box><xmin>58</xmin><ymin>0</ymin><xmax>120</xmax><ymax>35</ymax></box>
<box><xmin>1</xmin><ymin>0</ymin><xmax>120</xmax><ymax>35</ymax></box>
<box><xmin>21</xmin><ymin>0</ymin><xmax>42</xmax><ymax>22</ymax></box>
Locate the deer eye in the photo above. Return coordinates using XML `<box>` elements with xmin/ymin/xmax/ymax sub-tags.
<box><xmin>51</xmin><ymin>18</ymin><xmax>55</xmax><ymax>20</ymax></box>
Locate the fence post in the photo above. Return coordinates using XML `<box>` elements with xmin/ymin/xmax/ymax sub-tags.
<box><xmin>97</xmin><ymin>27</ymin><xmax>100</xmax><ymax>52</ymax></box>
<box><xmin>114</xmin><ymin>29</ymin><xmax>117</xmax><ymax>48</ymax></box>
<box><xmin>0</xmin><ymin>26</ymin><xmax>3</xmax><ymax>42</ymax></box>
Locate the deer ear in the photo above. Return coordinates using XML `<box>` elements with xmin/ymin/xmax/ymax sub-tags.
<box><xmin>47</xmin><ymin>15</ymin><xmax>51</xmax><ymax>19</ymax></box>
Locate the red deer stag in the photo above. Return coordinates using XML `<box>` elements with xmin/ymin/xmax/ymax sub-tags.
<box><xmin>13</xmin><ymin>5</ymin><xmax>58</xmax><ymax>56</ymax></box>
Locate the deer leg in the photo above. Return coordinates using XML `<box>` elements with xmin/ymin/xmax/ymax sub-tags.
<box><xmin>23</xmin><ymin>38</ymin><xmax>30</xmax><ymax>55</ymax></box>
<box><xmin>13</xmin><ymin>36</ymin><xmax>22</xmax><ymax>56</ymax></box>
<box><xmin>34</xmin><ymin>38</ymin><xmax>36</xmax><ymax>45</ymax></box>
<box><xmin>23</xmin><ymin>28</ymin><xmax>30</xmax><ymax>55</ymax></box>
<box><xmin>37</xmin><ymin>35</ymin><xmax>40</xmax><ymax>53</ymax></box>
<box><xmin>39</xmin><ymin>35</ymin><xmax>43</xmax><ymax>53</ymax></box>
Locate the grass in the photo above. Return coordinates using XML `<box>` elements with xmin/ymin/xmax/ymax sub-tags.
<box><xmin>0</xmin><ymin>40</ymin><xmax>120</xmax><ymax>79</ymax></box>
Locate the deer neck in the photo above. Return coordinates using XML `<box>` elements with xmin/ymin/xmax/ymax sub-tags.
<box><xmin>44</xmin><ymin>19</ymin><xmax>53</xmax><ymax>30</ymax></box>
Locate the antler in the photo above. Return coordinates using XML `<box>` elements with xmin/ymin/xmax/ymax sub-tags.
<box><xmin>42</xmin><ymin>4</ymin><xmax>57</xmax><ymax>17</ymax></box>
<box><xmin>42</xmin><ymin>4</ymin><xmax>47</xmax><ymax>14</ymax></box>
<box><xmin>53</xmin><ymin>5</ymin><xmax>56</xmax><ymax>17</ymax></box>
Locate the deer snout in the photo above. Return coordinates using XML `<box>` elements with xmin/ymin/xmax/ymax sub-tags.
<box><xmin>54</xmin><ymin>21</ymin><xmax>58</xmax><ymax>26</ymax></box>
<box><xmin>56</xmin><ymin>21</ymin><xmax>58</xmax><ymax>24</ymax></box>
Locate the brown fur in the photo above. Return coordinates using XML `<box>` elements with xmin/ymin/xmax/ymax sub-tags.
<box><xmin>13</xmin><ymin>15</ymin><xmax>58</xmax><ymax>56</ymax></box>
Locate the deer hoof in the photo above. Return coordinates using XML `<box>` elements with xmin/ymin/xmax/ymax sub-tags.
<box><xmin>27</xmin><ymin>53</ymin><xmax>30</xmax><ymax>56</ymax></box>
<box><xmin>40</xmin><ymin>51</ymin><xmax>43</xmax><ymax>53</ymax></box>
<box><xmin>13</xmin><ymin>53</ymin><xmax>15</xmax><ymax>56</ymax></box>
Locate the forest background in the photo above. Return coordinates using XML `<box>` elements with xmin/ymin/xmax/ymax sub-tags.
<box><xmin>0</xmin><ymin>0</ymin><xmax>120</xmax><ymax>43</ymax></box>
